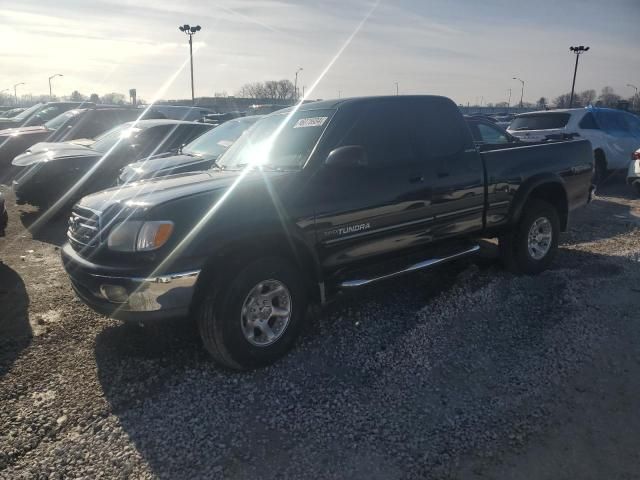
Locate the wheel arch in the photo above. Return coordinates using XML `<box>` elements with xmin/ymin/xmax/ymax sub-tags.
<box><xmin>509</xmin><ymin>174</ymin><xmax>569</xmax><ymax>231</ymax></box>
<box><xmin>190</xmin><ymin>229</ymin><xmax>322</xmax><ymax>314</ymax></box>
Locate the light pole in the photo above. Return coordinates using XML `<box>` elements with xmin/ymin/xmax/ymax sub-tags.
<box><xmin>13</xmin><ymin>82</ymin><xmax>25</xmax><ymax>105</ymax></box>
<box><xmin>569</xmin><ymin>46</ymin><xmax>589</xmax><ymax>108</ymax></box>
<box><xmin>507</xmin><ymin>88</ymin><xmax>512</xmax><ymax>108</ymax></box>
<box><xmin>395</xmin><ymin>82</ymin><xmax>399</xmax><ymax>96</ymax></box>
<box><xmin>178</xmin><ymin>24</ymin><xmax>202</xmax><ymax>105</ymax></box>
<box><xmin>294</xmin><ymin>67</ymin><xmax>303</xmax><ymax>101</ymax></box>
<box><xmin>512</xmin><ymin>77</ymin><xmax>524</xmax><ymax>108</ymax></box>
<box><xmin>48</xmin><ymin>74</ymin><xmax>63</xmax><ymax>100</ymax></box>
<box><xmin>627</xmin><ymin>84</ymin><xmax>638</xmax><ymax>110</ymax></box>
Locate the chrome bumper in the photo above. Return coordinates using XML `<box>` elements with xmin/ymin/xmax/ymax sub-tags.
<box><xmin>90</xmin><ymin>270</ymin><xmax>201</xmax><ymax>312</ymax></box>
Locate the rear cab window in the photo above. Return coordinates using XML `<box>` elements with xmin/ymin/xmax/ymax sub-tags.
<box><xmin>509</xmin><ymin>113</ymin><xmax>571</xmax><ymax>131</ymax></box>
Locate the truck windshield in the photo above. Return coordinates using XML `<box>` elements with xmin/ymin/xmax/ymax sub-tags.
<box><xmin>509</xmin><ymin>113</ymin><xmax>571</xmax><ymax>130</ymax></box>
<box><xmin>218</xmin><ymin>109</ymin><xmax>335</xmax><ymax>170</ymax></box>
<box><xmin>183</xmin><ymin>117</ymin><xmax>258</xmax><ymax>158</ymax></box>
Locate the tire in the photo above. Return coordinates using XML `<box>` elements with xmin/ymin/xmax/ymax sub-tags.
<box><xmin>499</xmin><ymin>199</ymin><xmax>560</xmax><ymax>275</ymax></box>
<box><xmin>592</xmin><ymin>151</ymin><xmax>607</xmax><ymax>186</ymax></box>
<box><xmin>632</xmin><ymin>181</ymin><xmax>640</xmax><ymax>197</ymax></box>
<box><xmin>196</xmin><ymin>257</ymin><xmax>308</xmax><ymax>370</ymax></box>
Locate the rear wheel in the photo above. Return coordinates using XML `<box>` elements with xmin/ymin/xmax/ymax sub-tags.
<box><xmin>499</xmin><ymin>199</ymin><xmax>560</xmax><ymax>275</ymax></box>
<box><xmin>632</xmin><ymin>181</ymin><xmax>640</xmax><ymax>197</ymax></box>
<box><xmin>197</xmin><ymin>257</ymin><xmax>308</xmax><ymax>370</ymax></box>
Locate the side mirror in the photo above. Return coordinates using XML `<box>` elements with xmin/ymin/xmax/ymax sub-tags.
<box><xmin>325</xmin><ymin>145</ymin><xmax>368</xmax><ymax>168</ymax></box>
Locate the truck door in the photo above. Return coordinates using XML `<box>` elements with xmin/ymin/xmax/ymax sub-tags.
<box><xmin>310</xmin><ymin>99</ymin><xmax>433</xmax><ymax>269</ymax></box>
<box><xmin>415</xmin><ymin>103</ymin><xmax>485</xmax><ymax>239</ymax></box>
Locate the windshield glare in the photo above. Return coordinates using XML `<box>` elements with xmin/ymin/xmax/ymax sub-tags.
<box><xmin>91</xmin><ymin>124</ymin><xmax>140</xmax><ymax>153</ymax></box>
<box><xmin>183</xmin><ymin>118</ymin><xmax>258</xmax><ymax>159</ymax></box>
<box><xmin>218</xmin><ymin>109</ymin><xmax>335</xmax><ymax>170</ymax></box>
<box><xmin>44</xmin><ymin>110</ymin><xmax>81</xmax><ymax>130</ymax></box>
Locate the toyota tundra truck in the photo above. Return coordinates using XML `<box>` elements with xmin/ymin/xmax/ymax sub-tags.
<box><xmin>61</xmin><ymin>96</ymin><xmax>594</xmax><ymax>370</ymax></box>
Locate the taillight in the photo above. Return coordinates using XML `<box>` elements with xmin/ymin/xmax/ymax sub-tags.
<box><xmin>633</xmin><ymin>150</ymin><xmax>640</xmax><ymax>161</ymax></box>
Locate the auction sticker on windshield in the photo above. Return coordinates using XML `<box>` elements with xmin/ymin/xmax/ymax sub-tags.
<box><xmin>293</xmin><ymin>116</ymin><xmax>328</xmax><ymax>128</ymax></box>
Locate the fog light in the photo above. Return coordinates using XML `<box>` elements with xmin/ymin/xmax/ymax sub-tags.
<box><xmin>100</xmin><ymin>284</ymin><xmax>129</xmax><ymax>303</ymax></box>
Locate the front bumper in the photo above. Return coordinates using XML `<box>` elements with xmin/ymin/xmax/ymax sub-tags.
<box><xmin>62</xmin><ymin>243</ymin><xmax>200</xmax><ymax>321</ymax></box>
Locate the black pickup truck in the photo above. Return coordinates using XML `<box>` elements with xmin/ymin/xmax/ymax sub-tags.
<box><xmin>62</xmin><ymin>96</ymin><xmax>593</xmax><ymax>370</ymax></box>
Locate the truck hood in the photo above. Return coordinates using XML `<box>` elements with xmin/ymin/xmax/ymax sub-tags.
<box><xmin>12</xmin><ymin>141</ymin><xmax>101</xmax><ymax>166</ymax></box>
<box><xmin>78</xmin><ymin>168</ymin><xmax>290</xmax><ymax>213</ymax></box>
<box><xmin>119</xmin><ymin>153</ymin><xmax>212</xmax><ymax>183</ymax></box>
<box><xmin>0</xmin><ymin>125</ymin><xmax>51</xmax><ymax>138</ymax></box>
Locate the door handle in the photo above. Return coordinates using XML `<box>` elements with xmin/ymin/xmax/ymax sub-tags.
<box><xmin>409</xmin><ymin>175</ymin><xmax>424</xmax><ymax>183</ymax></box>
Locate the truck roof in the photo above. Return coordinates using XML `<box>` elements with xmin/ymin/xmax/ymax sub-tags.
<box><xmin>283</xmin><ymin>95</ymin><xmax>453</xmax><ymax>113</ymax></box>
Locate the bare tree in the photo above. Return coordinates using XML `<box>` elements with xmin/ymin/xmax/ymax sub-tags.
<box><xmin>554</xmin><ymin>93</ymin><xmax>572</xmax><ymax>108</ymax></box>
<box><xmin>236</xmin><ymin>80</ymin><xmax>295</xmax><ymax>101</ymax></box>
<box><xmin>70</xmin><ymin>90</ymin><xmax>86</xmax><ymax>101</ymax></box>
<box><xmin>89</xmin><ymin>93</ymin><xmax>101</xmax><ymax>103</ymax></box>
<box><xmin>578</xmin><ymin>89</ymin><xmax>596</xmax><ymax>106</ymax></box>
<box><xmin>101</xmin><ymin>92</ymin><xmax>126</xmax><ymax>105</ymax></box>
<box><xmin>537</xmin><ymin>97</ymin><xmax>547</xmax><ymax>109</ymax></box>
<box><xmin>597</xmin><ymin>86</ymin><xmax>621</xmax><ymax>108</ymax></box>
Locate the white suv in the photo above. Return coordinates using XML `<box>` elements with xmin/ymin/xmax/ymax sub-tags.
<box><xmin>507</xmin><ymin>108</ymin><xmax>640</xmax><ymax>182</ymax></box>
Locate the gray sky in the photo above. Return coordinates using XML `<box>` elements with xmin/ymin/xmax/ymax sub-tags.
<box><xmin>1</xmin><ymin>0</ymin><xmax>639</xmax><ymax>105</ymax></box>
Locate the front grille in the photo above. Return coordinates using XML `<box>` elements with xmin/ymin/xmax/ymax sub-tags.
<box><xmin>67</xmin><ymin>206</ymin><xmax>102</xmax><ymax>252</ymax></box>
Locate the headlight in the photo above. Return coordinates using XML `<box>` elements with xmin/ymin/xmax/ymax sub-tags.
<box><xmin>107</xmin><ymin>220</ymin><xmax>174</xmax><ymax>252</ymax></box>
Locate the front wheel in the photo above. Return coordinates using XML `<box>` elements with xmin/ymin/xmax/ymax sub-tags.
<box><xmin>197</xmin><ymin>257</ymin><xmax>308</xmax><ymax>370</ymax></box>
<box><xmin>632</xmin><ymin>181</ymin><xmax>640</xmax><ymax>197</ymax></box>
<box><xmin>499</xmin><ymin>199</ymin><xmax>560</xmax><ymax>275</ymax></box>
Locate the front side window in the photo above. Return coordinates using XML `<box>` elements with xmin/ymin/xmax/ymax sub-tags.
<box><xmin>219</xmin><ymin>109</ymin><xmax>335</xmax><ymax>170</ymax></box>
<box><xmin>333</xmin><ymin>102</ymin><xmax>418</xmax><ymax>168</ymax></box>
<box><xmin>509</xmin><ymin>113</ymin><xmax>571</xmax><ymax>131</ymax></box>
<box><xmin>594</xmin><ymin>111</ymin><xmax>630</xmax><ymax>136</ymax></box>
<box><xmin>477</xmin><ymin>123</ymin><xmax>510</xmax><ymax>144</ymax></box>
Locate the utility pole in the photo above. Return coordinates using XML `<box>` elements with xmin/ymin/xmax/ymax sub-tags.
<box><xmin>395</xmin><ymin>82</ymin><xmax>399</xmax><ymax>96</ymax></box>
<box><xmin>338</xmin><ymin>90</ymin><xmax>341</xmax><ymax>99</ymax></box>
<box><xmin>507</xmin><ymin>88</ymin><xmax>512</xmax><ymax>108</ymax></box>
<box><xmin>294</xmin><ymin>67</ymin><xmax>303</xmax><ymax>101</ymax></box>
<box><xmin>179</xmin><ymin>24</ymin><xmax>202</xmax><ymax>105</ymax></box>
<box><xmin>512</xmin><ymin>77</ymin><xmax>525</xmax><ymax>108</ymax></box>
<box><xmin>569</xmin><ymin>46</ymin><xmax>589</xmax><ymax>108</ymax></box>
<box><xmin>48</xmin><ymin>74</ymin><xmax>63</xmax><ymax>100</ymax></box>
<box><xmin>13</xmin><ymin>82</ymin><xmax>25</xmax><ymax>105</ymax></box>
<box><xmin>302</xmin><ymin>85</ymin><xmax>306</xmax><ymax>99</ymax></box>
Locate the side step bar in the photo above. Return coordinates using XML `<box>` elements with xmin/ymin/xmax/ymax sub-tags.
<box><xmin>339</xmin><ymin>245</ymin><xmax>480</xmax><ymax>288</ymax></box>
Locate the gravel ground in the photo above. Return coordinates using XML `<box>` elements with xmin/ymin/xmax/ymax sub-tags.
<box><xmin>1</xmin><ymin>176</ymin><xmax>639</xmax><ymax>479</ymax></box>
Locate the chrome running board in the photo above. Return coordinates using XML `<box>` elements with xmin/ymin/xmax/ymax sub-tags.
<box><xmin>339</xmin><ymin>245</ymin><xmax>480</xmax><ymax>288</ymax></box>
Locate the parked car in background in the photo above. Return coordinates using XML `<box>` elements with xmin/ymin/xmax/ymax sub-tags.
<box><xmin>143</xmin><ymin>105</ymin><xmax>214</xmax><ymax>122</ymax></box>
<box><xmin>11</xmin><ymin>120</ymin><xmax>212</xmax><ymax>206</ymax></box>
<box><xmin>507</xmin><ymin>108</ymin><xmax>640</xmax><ymax>182</ymax></box>
<box><xmin>627</xmin><ymin>148</ymin><xmax>640</xmax><ymax>196</ymax></box>
<box><xmin>247</xmin><ymin>104</ymin><xmax>288</xmax><ymax>115</ymax></box>
<box><xmin>1</xmin><ymin>107</ymin><xmax>26</xmax><ymax>118</ymax></box>
<box><xmin>118</xmin><ymin>115</ymin><xmax>261</xmax><ymax>184</ymax></box>
<box><xmin>0</xmin><ymin>104</ymin><xmax>44</xmax><ymax>130</ymax></box>
<box><xmin>465</xmin><ymin>116</ymin><xmax>519</xmax><ymax>146</ymax></box>
<box><xmin>0</xmin><ymin>106</ymin><xmax>166</xmax><ymax>172</ymax></box>
<box><xmin>61</xmin><ymin>95</ymin><xmax>593</xmax><ymax>370</ymax></box>
<box><xmin>3</xmin><ymin>102</ymin><xmax>94</xmax><ymax>131</ymax></box>
<box><xmin>202</xmin><ymin>111</ymin><xmax>245</xmax><ymax>127</ymax></box>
